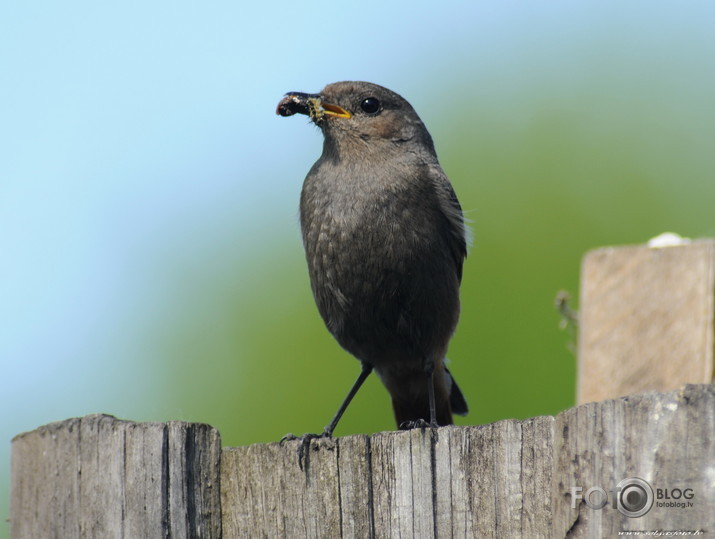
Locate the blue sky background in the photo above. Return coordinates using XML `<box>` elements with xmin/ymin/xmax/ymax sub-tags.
<box><xmin>2</xmin><ymin>1</ymin><xmax>715</xmax><ymax>533</ymax></box>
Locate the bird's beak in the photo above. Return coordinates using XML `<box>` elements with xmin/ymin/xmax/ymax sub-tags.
<box><xmin>276</xmin><ymin>92</ymin><xmax>352</xmax><ymax>120</ymax></box>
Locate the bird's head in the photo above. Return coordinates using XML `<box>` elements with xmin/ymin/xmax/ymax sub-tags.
<box><xmin>276</xmin><ymin>81</ymin><xmax>435</xmax><ymax>159</ymax></box>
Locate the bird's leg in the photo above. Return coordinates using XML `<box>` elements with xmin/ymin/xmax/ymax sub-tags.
<box><xmin>426</xmin><ymin>365</ymin><xmax>438</xmax><ymax>427</ymax></box>
<box><xmin>281</xmin><ymin>362</ymin><xmax>373</xmax><ymax>470</ymax></box>
<box><xmin>324</xmin><ymin>362</ymin><xmax>373</xmax><ymax>437</ymax></box>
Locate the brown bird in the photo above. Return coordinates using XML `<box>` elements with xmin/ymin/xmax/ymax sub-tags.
<box><xmin>277</xmin><ymin>81</ymin><xmax>468</xmax><ymax>437</ymax></box>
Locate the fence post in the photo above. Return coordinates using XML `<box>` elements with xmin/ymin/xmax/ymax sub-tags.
<box><xmin>577</xmin><ymin>239</ymin><xmax>715</xmax><ymax>404</ymax></box>
<box><xmin>10</xmin><ymin>414</ymin><xmax>221</xmax><ymax>538</ymax></box>
<box><xmin>221</xmin><ymin>385</ymin><xmax>714</xmax><ymax>537</ymax></box>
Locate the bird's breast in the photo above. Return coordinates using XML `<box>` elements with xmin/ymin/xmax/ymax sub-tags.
<box><xmin>300</xmin><ymin>165</ymin><xmax>449</xmax><ymax>306</ymax></box>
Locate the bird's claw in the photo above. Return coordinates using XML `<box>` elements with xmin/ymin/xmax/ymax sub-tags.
<box><xmin>280</xmin><ymin>433</ymin><xmax>299</xmax><ymax>444</ymax></box>
<box><xmin>280</xmin><ymin>431</ymin><xmax>332</xmax><ymax>471</ymax></box>
<box><xmin>400</xmin><ymin>419</ymin><xmax>438</xmax><ymax>430</ymax></box>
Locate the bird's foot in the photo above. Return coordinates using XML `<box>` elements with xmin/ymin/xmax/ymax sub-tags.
<box><xmin>400</xmin><ymin>418</ymin><xmax>439</xmax><ymax>430</ymax></box>
<box><xmin>280</xmin><ymin>429</ymin><xmax>332</xmax><ymax>471</ymax></box>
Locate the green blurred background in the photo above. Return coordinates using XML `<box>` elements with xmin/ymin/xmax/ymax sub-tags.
<box><xmin>2</xmin><ymin>1</ymin><xmax>714</xmax><ymax>535</ymax></box>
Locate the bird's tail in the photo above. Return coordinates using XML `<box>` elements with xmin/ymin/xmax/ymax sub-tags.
<box><xmin>446</xmin><ymin>366</ymin><xmax>468</xmax><ymax>416</ymax></box>
<box><xmin>388</xmin><ymin>363</ymin><xmax>468</xmax><ymax>428</ymax></box>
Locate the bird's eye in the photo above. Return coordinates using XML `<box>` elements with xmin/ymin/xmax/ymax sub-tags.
<box><xmin>360</xmin><ymin>97</ymin><xmax>381</xmax><ymax>114</ymax></box>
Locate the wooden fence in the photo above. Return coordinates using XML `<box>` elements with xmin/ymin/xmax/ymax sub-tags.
<box><xmin>10</xmin><ymin>240</ymin><xmax>715</xmax><ymax>537</ymax></box>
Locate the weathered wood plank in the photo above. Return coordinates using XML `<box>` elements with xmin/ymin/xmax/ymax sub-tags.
<box><xmin>552</xmin><ymin>384</ymin><xmax>715</xmax><ymax>537</ymax></box>
<box><xmin>10</xmin><ymin>414</ymin><xmax>221</xmax><ymax>539</ymax></box>
<box><xmin>221</xmin><ymin>384</ymin><xmax>714</xmax><ymax>538</ymax></box>
<box><xmin>370</xmin><ymin>428</ymin><xmax>435</xmax><ymax>538</ymax></box>
<box><xmin>222</xmin><ymin>436</ymin><xmax>343</xmax><ymax>538</ymax></box>
<box><xmin>578</xmin><ymin>240</ymin><xmax>715</xmax><ymax>404</ymax></box>
<box><xmin>336</xmin><ymin>434</ymin><xmax>373</xmax><ymax>537</ymax></box>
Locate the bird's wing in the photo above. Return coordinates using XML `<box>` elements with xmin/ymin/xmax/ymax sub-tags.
<box><xmin>429</xmin><ymin>166</ymin><xmax>467</xmax><ymax>283</ymax></box>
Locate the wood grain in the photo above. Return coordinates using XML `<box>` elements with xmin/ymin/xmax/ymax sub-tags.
<box><xmin>578</xmin><ymin>240</ymin><xmax>715</xmax><ymax>404</ymax></box>
<box><xmin>221</xmin><ymin>385</ymin><xmax>714</xmax><ymax>538</ymax></box>
<box><xmin>10</xmin><ymin>414</ymin><xmax>221</xmax><ymax>538</ymax></box>
<box><xmin>11</xmin><ymin>387</ymin><xmax>714</xmax><ymax>537</ymax></box>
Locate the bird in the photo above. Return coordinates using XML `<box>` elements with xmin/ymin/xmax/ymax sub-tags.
<box><xmin>277</xmin><ymin>81</ymin><xmax>468</xmax><ymax>438</ymax></box>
